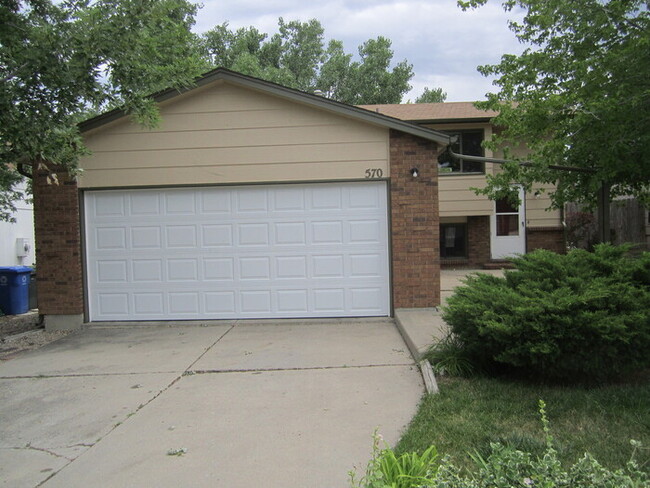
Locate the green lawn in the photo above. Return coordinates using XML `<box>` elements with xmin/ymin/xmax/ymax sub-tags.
<box><xmin>395</xmin><ymin>376</ymin><xmax>650</xmax><ymax>474</ymax></box>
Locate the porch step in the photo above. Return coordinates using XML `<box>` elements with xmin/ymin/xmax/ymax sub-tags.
<box><xmin>483</xmin><ymin>260</ymin><xmax>516</xmax><ymax>270</ymax></box>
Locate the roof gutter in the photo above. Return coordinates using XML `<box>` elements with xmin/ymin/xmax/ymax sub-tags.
<box><xmin>448</xmin><ymin>148</ymin><xmax>597</xmax><ymax>174</ymax></box>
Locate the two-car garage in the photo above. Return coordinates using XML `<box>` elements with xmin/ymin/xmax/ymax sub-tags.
<box><xmin>84</xmin><ymin>182</ymin><xmax>390</xmax><ymax>321</ymax></box>
<box><xmin>33</xmin><ymin>68</ymin><xmax>444</xmax><ymax>328</ymax></box>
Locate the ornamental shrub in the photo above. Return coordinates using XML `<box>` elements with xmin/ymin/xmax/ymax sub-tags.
<box><xmin>442</xmin><ymin>244</ymin><xmax>650</xmax><ymax>383</ymax></box>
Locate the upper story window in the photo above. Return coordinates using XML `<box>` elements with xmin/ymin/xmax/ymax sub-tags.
<box><xmin>438</xmin><ymin>130</ymin><xmax>484</xmax><ymax>174</ymax></box>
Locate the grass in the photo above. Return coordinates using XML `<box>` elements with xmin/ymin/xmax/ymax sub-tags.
<box><xmin>395</xmin><ymin>375</ymin><xmax>650</xmax><ymax>474</ymax></box>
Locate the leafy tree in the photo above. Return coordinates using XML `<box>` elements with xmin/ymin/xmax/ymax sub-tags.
<box><xmin>201</xmin><ymin>19</ymin><xmax>420</xmax><ymax>105</ymax></box>
<box><xmin>459</xmin><ymin>0</ymin><xmax>650</xmax><ymax>208</ymax></box>
<box><xmin>201</xmin><ymin>18</ymin><xmax>324</xmax><ymax>91</ymax></box>
<box><xmin>335</xmin><ymin>36</ymin><xmax>414</xmax><ymax>105</ymax></box>
<box><xmin>415</xmin><ymin>86</ymin><xmax>447</xmax><ymax>103</ymax></box>
<box><xmin>0</xmin><ymin>0</ymin><xmax>207</xmax><ymax>220</ymax></box>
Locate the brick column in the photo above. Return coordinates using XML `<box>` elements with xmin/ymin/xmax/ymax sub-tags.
<box><xmin>527</xmin><ymin>227</ymin><xmax>566</xmax><ymax>254</ymax></box>
<box><xmin>389</xmin><ymin>130</ymin><xmax>442</xmax><ymax>308</ymax></box>
<box><xmin>467</xmin><ymin>216</ymin><xmax>491</xmax><ymax>266</ymax></box>
<box><xmin>33</xmin><ymin>162</ymin><xmax>84</xmax><ymax>329</ymax></box>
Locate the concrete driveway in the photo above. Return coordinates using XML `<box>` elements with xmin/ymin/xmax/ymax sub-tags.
<box><xmin>0</xmin><ymin>319</ymin><xmax>423</xmax><ymax>487</ymax></box>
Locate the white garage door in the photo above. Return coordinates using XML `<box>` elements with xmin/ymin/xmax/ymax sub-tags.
<box><xmin>84</xmin><ymin>182</ymin><xmax>390</xmax><ymax>321</ymax></box>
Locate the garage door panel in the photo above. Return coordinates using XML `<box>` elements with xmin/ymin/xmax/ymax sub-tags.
<box><xmin>312</xmin><ymin>255</ymin><xmax>344</xmax><ymax>278</ymax></box>
<box><xmin>96</xmin><ymin>260</ymin><xmax>128</xmax><ymax>283</ymax></box>
<box><xmin>131</xmin><ymin>226</ymin><xmax>162</xmax><ymax>249</ymax></box>
<box><xmin>132</xmin><ymin>260</ymin><xmax>163</xmax><ymax>282</ymax></box>
<box><xmin>273</xmin><ymin>187</ymin><xmax>305</xmax><ymax>211</ymax></box>
<box><xmin>239</xmin><ymin>257</ymin><xmax>271</xmax><ymax>280</ymax></box>
<box><xmin>204</xmin><ymin>258</ymin><xmax>235</xmax><ymax>281</ymax></box>
<box><xmin>133</xmin><ymin>293</ymin><xmax>164</xmax><ymax>315</ymax></box>
<box><xmin>201</xmin><ymin>190</ymin><xmax>232</xmax><ymax>213</ymax></box>
<box><xmin>349</xmin><ymin>220</ymin><xmax>381</xmax><ymax>243</ymax></box>
<box><xmin>202</xmin><ymin>224</ymin><xmax>233</xmax><ymax>247</ymax></box>
<box><xmin>236</xmin><ymin>189</ymin><xmax>268</xmax><ymax>212</ymax></box>
<box><xmin>274</xmin><ymin>222</ymin><xmax>306</xmax><ymax>245</ymax></box>
<box><xmin>350</xmin><ymin>288</ymin><xmax>384</xmax><ymax>313</ymax></box>
<box><xmin>165</xmin><ymin>191</ymin><xmax>196</xmax><ymax>214</ymax></box>
<box><xmin>277</xmin><ymin>290</ymin><xmax>309</xmax><ymax>312</ymax></box>
<box><xmin>241</xmin><ymin>291</ymin><xmax>272</xmax><ymax>313</ymax></box>
<box><xmin>96</xmin><ymin>227</ymin><xmax>126</xmax><ymax>250</ymax></box>
<box><xmin>276</xmin><ymin>256</ymin><xmax>307</xmax><ymax>279</ymax></box>
<box><xmin>98</xmin><ymin>293</ymin><xmax>129</xmax><ymax>316</ymax></box>
<box><xmin>167</xmin><ymin>259</ymin><xmax>199</xmax><ymax>281</ymax></box>
<box><xmin>85</xmin><ymin>182</ymin><xmax>389</xmax><ymax>321</ymax></box>
<box><xmin>130</xmin><ymin>193</ymin><xmax>160</xmax><ymax>215</ymax></box>
<box><xmin>238</xmin><ymin>223</ymin><xmax>270</xmax><ymax>246</ymax></box>
<box><xmin>311</xmin><ymin>221</ymin><xmax>343</xmax><ymax>244</ymax></box>
<box><xmin>311</xmin><ymin>186</ymin><xmax>343</xmax><ymax>210</ymax></box>
<box><xmin>349</xmin><ymin>185</ymin><xmax>381</xmax><ymax>208</ymax></box>
<box><xmin>166</xmin><ymin>226</ymin><xmax>197</xmax><ymax>248</ymax></box>
<box><xmin>313</xmin><ymin>289</ymin><xmax>346</xmax><ymax>312</ymax></box>
<box><xmin>169</xmin><ymin>292</ymin><xmax>200</xmax><ymax>314</ymax></box>
<box><xmin>94</xmin><ymin>193</ymin><xmax>126</xmax><ymax>217</ymax></box>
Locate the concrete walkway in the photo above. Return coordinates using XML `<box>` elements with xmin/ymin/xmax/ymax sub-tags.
<box><xmin>395</xmin><ymin>269</ymin><xmax>506</xmax><ymax>361</ymax></box>
<box><xmin>0</xmin><ymin>319</ymin><xmax>422</xmax><ymax>488</ymax></box>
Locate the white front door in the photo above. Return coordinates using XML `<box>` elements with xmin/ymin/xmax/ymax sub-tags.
<box><xmin>490</xmin><ymin>187</ymin><xmax>526</xmax><ymax>259</ymax></box>
<box><xmin>84</xmin><ymin>182</ymin><xmax>391</xmax><ymax>321</ymax></box>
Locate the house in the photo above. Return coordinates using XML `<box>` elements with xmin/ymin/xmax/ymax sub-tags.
<box><xmin>32</xmin><ymin>69</ymin><xmax>567</xmax><ymax>329</ymax></box>
<box><xmin>359</xmin><ymin>102</ymin><xmax>565</xmax><ymax>267</ymax></box>
<box><xmin>0</xmin><ymin>180</ymin><xmax>35</xmax><ymax>267</ymax></box>
<box><xmin>33</xmin><ymin>68</ymin><xmax>449</xmax><ymax>329</ymax></box>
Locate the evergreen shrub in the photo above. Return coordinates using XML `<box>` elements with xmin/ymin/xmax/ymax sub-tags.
<box><xmin>442</xmin><ymin>245</ymin><xmax>650</xmax><ymax>382</ymax></box>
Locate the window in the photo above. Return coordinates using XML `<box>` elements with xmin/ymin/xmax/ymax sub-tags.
<box><xmin>495</xmin><ymin>197</ymin><xmax>520</xmax><ymax>236</ymax></box>
<box><xmin>438</xmin><ymin>130</ymin><xmax>484</xmax><ymax>174</ymax></box>
<box><xmin>440</xmin><ymin>223</ymin><xmax>467</xmax><ymax>258</ymax></box>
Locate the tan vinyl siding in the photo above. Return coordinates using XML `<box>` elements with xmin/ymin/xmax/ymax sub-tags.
<box><xmin>78</xmin><ymin>81</ymin><xmax>389</xmax><ymax>188</ymax></box>
<box><xmin>422</xmin><ymin>122</ymin><xmax>495</xmax><ymax>217</ymax></box>
<box><xmin>429</xmin><ymin>123</ymin><xmax>561</xmax><ymax>226</ymax></box>
<box><xmin>526</xmin><ymin>186</ymin><xmax>562</xmax><ymax>228</ymax></box>
<box><xmin>439</xmin><ymin>174</ymin><xmax>493</xmax><ymax>216</ymax></box>
<box><xmin>493</xmin><ymin>138</ymin><xmax>562</xmax><ymax>228</ymax></box>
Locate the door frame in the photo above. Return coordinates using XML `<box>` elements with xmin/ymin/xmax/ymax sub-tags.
<box><xmin>490</xmin><ymin>186</ymin><xmax>526</xmax><ymax>259</ymax></box>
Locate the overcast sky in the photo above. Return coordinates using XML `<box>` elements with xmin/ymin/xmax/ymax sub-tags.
<box><xmin>192</xmin><ymin>0</ymin><xmax>527</xmax><ymax>102</ymax></box>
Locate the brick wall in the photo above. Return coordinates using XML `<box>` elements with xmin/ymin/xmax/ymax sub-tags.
<box><xmin>389</xmin><ymin>130</ymin><xmax>442</xmax><ymax>308</ymax></box>
<box><xmin>467</xmin><ymin>216</ymin><xmax>491</xmax><ymax>266</ymax></box>
<box><xmin>440</xmin><ymin>216</ymin><xmax>491</xmax><ymax>268</ymax></box>
<box><xmin>33</xmin><ymin>163</ymin><xmax>84</xmax><ymax>316</ymax></box>
<box><xmin>527</xmin><ymin>227</ymin><xmax>566</xmax><ymax>254</ymax></box>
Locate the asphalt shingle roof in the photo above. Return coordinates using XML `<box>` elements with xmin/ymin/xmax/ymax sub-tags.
<box><xmin>357</xmin><ymin>102</ymin><xmax>498</xmax><ymax>122</ymax></box>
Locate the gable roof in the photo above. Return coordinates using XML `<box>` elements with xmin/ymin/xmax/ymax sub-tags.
<box><xmin>357</xmin><ymin>102</ymin><xmax>498</xmax><ymax>124</ymax></box>
<box><xmin>79</xmin><ymin>68</ymin><xmax>452</xmax><ymax>146</ymax></box>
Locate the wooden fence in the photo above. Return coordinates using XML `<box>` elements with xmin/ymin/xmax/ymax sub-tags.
<box><xmin>565</xmin><ymin>198</ymin><xmax>649</xmax><ymax>251</ymax></box>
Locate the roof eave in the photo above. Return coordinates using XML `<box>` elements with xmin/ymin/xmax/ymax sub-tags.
<box><xmin>413</xmin><ymin>117</ymin><xmax>494</xmax><ymax>125</ymax></box>
<box><xmin>78</xmin><ymin>68</ymin><xmax>451</xmax><ymax>146</ymax></box>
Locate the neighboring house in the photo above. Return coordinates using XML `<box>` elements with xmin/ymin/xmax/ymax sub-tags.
<box><xmin>33</xmin><ymin>68</ymin><xmax>449</xmax><ymax>329</ymax></box>
<box><xmin>360</xmin><ymin>103</ymin><xmax>565</xmax><ymax>267</ymax></box>
<box><xmin>0</xmin><ymin>180</ymin><xmax>35</xmax><ymax>267</ymax></box>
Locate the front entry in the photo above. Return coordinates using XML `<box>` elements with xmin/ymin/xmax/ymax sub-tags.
<box><xmin>490</xmin><ymin>187</ymin><xmax>526</xmax><ymax>259</ymax></box>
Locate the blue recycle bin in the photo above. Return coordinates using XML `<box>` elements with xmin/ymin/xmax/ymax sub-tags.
<box><xmin>0</xmin><ymin>266</ymin><xmax>33</xmax><ymax>315</ymax></box>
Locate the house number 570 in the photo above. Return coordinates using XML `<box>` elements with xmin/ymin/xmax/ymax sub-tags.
<box><xmin>364</xmin><ymin>168</ymin><xmax>383</xmax><ymax>179</ymax></box>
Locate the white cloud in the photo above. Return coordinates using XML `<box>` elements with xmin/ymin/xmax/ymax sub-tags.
<box><xmin>194</xmin><ymin>0</ymin><xmax>526</xmax><ymax>101</ymax></box>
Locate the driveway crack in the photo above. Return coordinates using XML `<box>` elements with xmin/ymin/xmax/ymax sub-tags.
<box><xmin>183</xmin><ymin>322</ymin><xmax>237</xmax><ymax>373</ymax></box>
<box><xmin>15</xmin><ymin>444</ymin><xmax>74</xmax><ymax>462</ymax></box>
